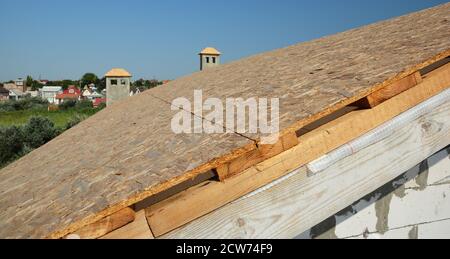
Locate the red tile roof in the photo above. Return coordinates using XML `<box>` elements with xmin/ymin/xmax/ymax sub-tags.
<box><xmin>93</xmin><ymin>98</ymin><xmax>106</xmax><ymax>107</ymax></box>
<box><xmin>56</xmin><ymin>86</ymin><xmax>81</xmax><ymax>100</ymax></box>
<box><xmin>56</xmin><ymin>93</ymin><xmax>79</xmax><ymax>100</ymax></box>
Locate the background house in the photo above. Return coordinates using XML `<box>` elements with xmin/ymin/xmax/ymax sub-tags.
<box><xmin>0</xmin><ymin>86</ymin><xmax>9</xmax><ymax>101</ymax></box>
<box><xmin>38</xmin><ymin>79</ymin><xmax>49</xmax><ymax>85</ymax></box>
<box><xmin>3</xmin><ymin>78</ymin><xmax>27</xmax><ymax>93</ymax></box>
<box><xmin>8</xmin><ymin>89</ymin><xmax>26</xmax><ymax>100</ymax></box>
<box><xmin>55</xmin><ymin>85</ymin><xmax>81</xmax><ymax>104</ymax></box>
<box><xmin>40</xmin><ymin>86</ymin><xmax>62</xmax><ymax>104</ymax></box>
<box><xmin>81</xmin><ymin>86</ymin><xmax>94</xmax><ymax>100</ymax></box>
<box><xmin>82</xmin><ymin>85</ymin><xmax>104</xmax><ymax>102</ymax></box>
<box><xmin>26</xmin><ymin>90</ymin><xmax>39</xmax><ymax>98</ymax></box>
<box><xmin>14</xmin><ymin>78</ymin><xmax>26</xmax><ymax>92</ymax></box>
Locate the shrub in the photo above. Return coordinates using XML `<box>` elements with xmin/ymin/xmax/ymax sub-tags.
<box><xmin>65</xmin><ymin>114</ymin><xmax>89</xmax><ymax>130</ymax></box>
<box><xmin>22</xmin><ymin>116</ymin><xmax>60</xmax><ymax>149</ymax></box>
<box><xmin>0</xmin><ymin>97</ymin><xmax>48</xmax><ymax>112</ymax></box>
<box><xmin>59</xmin><ymin>100</ymin><xmax>77</xmax><ymax>110</ymax></box>
<box><xmin>96</xmin><ymin>102</ymin><xmax>107</xmax><ymax>110</ymax></box>
<box><xmin>75</xmin><ymin>99</ymin><xmax>93</xmax><ymax>110</ymax></box>
<box><xmin>0</xmin><ymin>126</ymin><xmax>24</xmax><ymax>167</ymax></box>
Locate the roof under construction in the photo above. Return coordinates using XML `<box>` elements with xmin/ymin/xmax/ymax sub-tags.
<box><xmin>0</xmin><ymin>3</ymin><xmax>449</xmax><ymax>239</ymax></box>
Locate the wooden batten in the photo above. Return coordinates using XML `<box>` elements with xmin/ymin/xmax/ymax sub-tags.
<box><xmin>66</xmin><ymin>207</ymin><xmax>136</xmax><ymax>239</ymax></box>
<box><xmin>353</xmin><ymin>71</ymin><xmax>423</xmax><ymax>108</ymax></box>
<box><xmin>145</xmin><ymin>63</ymin><xmax>450</xmax><ymax>237</ymax></box>
<box><xmin>101</xmin><ymin>210</ymin><xmax>154</xmax><ymax>239</ymax></box>
<box><xmin>216</xmin><ymin>132</ymin><xmax>298</xmax><ymax>181</ymax></box>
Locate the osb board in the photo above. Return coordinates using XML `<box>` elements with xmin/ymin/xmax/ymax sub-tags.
<box><xmin>149</xmin><ymin>3</ymin><xmax>450</xmax><ymax>140</ymax></box>
<box><xmin>0</xmin><ymin>3</ymin><xmax>449</xmax><ymax>239</ymax></box>
<box><xmin>0</xmin><ymin>96</ymin><xmax>252</xmax><ymax>239</ymax></box>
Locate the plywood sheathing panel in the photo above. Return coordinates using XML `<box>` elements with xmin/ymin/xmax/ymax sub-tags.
<box><xmin>0</xmin><ymin>96</ymin><xmax>251</xmax><ymax>239</ymax></box>
<box><xmin>0</xmin><ymin>3</ymin><xmax>449</xmax><ymax>239</ymax></box>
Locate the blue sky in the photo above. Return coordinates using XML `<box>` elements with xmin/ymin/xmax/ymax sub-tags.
<box><xmin>0</xmin><ymin>0</ymin><xmax>447</xmax><ymax>81</ymax></box>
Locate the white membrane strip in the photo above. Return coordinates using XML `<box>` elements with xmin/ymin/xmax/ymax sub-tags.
<box><xmin>238</xmin><ymin>87</ymin><xmax>450</xmax><ymax>201</ymax></box>
<box><xmin>307</xmin><ymin>87</ymin><xmax>450</xmax><ymax>174</ymax></box>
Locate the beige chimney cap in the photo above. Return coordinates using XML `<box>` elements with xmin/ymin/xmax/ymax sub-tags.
<box><xmin>105</xmin><ymin>68</ymin><xmax>132</xmax><ymax>77</ymax></box>
<box><xmin>199</xmin><ymin>47</ymin><xmax>221</xmax><ymax>55</ymax></box>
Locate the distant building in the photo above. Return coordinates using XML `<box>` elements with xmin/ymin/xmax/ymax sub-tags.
<box><xmin>56</xmin><ymin>85</ymin><xmax>81</xmax><ymax>104</ymax></box>
<box><xmin>14</xmin><ymin>78</ymin><xmax>26</xmax><ymax>92</ymax></box>
<box><xmin>2</xmin><ymin>83</ymin><xmax>16</xmax><ymax>90</ymax></box>
<box><xmin>82</xmin><ymin>86</ymin><xmax>103</xmax><ymax>101</ymax></box>
<box><xmin>105</xmin><ymin>68</ymin><xmax>131</xmax><ymax>106</ymax></box>
<box><xmin>129</xmin><ymin>88</ymin><xmax>141</xmax><ymax>97</ymax></box>
<box><xmin>199</xmin><ymin>47</ymin><xmax>221</xmax><ymax>71</ymax></box>
<box><xmin>0</xmin><ymin>86</ymin><xmax>9</xmax><ymax>101</ymax></box>
<box><xmin>40</xmin><ymin>86</ymin><xmax>62</xmax><ymax>104</ymax></box>
<box><xmin>3</xmin><ymin>78</ymin><xmax>27</xmax><ymax>93</ymax></box>
<box><xmin>90</xmin><ymin>92</ymin><xmax>104</xmax><ymax>99</ymax></box>
<box><xmin>38</xmin><ymin>80</ymin><xmax>49</xmax><ymax>85</ymax></box>
<box><xmin>26</xmin><ymin>90</ymin><xmax>39</xmax><ymax>98</ymax></box>
<box><xmin>8</xmin><ymin>89</ymin><xmax>26</xmax><ymax>100</ymax></box>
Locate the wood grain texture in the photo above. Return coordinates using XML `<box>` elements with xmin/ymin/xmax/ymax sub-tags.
<box><xmin>162</xmin><ymin>100</ymin><xmax>450</xmax><ymax>239</ymax></box>
<box><xmin>69</xmin><ymin>207</ymin><xmax>135</xmax><ymax>239</ymax></box>
<box><xmin>217</xmin><ymin>132</ymin><xmax>298</xmax><ymax>180</ymax></box>
<box><xmin>0</xmin><ymin>97</ymin><xmax>252</xmax><ymax>239</ymax></box>
<box><xmin>146</xmin><ymin>66</ymin><xmax>450</xmax><ymax>237</ymax></box>
<box><xmin>0</xmin><ymin>3</ymin><xmax>449</xmax><ymax>239</ymax></box>
<box><xmin>101</xmin><ymin>210</ymin><xmax>154</xmax><ymax>239</ymax></box>
<box><xmin>354</xmin><ymin>72</ymin><xmax>422</xmax><ymax>108</ymax></box>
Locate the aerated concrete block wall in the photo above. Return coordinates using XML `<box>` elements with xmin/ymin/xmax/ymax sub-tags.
<box><xmin>300</xmin><ymin>145</ymin><xmax>450</xmax><ymax>239</ymax></box>
<box><xmin>106</xmin><ymin>77</ymin><xmax>131</xmax><ymax>106</ymax></box>
<box><xmin>200</xmin><ymin>55</ymin><xmax>220</xmax><ymax>71</ymax></box>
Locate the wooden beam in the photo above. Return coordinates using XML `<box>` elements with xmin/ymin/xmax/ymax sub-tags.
<box><xmin>66</xmin><ymin>207</ymin><xmax>135</xmax><ymax>239</ymax></box>
<box><xmin>354</xmin><ymin>71</ymin><xmax>422</xmax><ymax>108</ymax></box>
<box><xmin>145</xmin><ymin>63</ymin><xmax>450</xmax><ymax>237</ymax></box>
<box><xmin>162</xmin><ymin>99</ymin><xmax>450</xmax><ymax>239</ymax></box>
<box><xmin>216</xmin><ymin>132</ymin><xmax>298</xmax><ymax>181</ymax></box>
<box><xmin>101</xmin><ymin>210</ymin><xmax>154</xmax><ymax>239</ymax></box>
<box><xmin>218</xmin><ymin>69</ymin><xmax>429</xmax><ymax>181</ymax></box>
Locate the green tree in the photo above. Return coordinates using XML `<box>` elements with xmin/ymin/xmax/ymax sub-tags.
<box><xmin>80</xmin><ymin>73</ymin><xmax>99</xmax><ymax>88</ymax></box>
<box><xmin>75</xmin><ymin>99</ymin><xmax>94</xmax><ymax>110</ymax></box>
<box><xmin>95</xmin><ymin>77</ymin><xmax>106</xmax><ymax>92</ymax></box>
<box><xmin>59</xmin><ymin>99</ymin><xmax>77</xmax><ymax>110</ymax></box>
<box><xmin>22</xmin><ymin>117</ymin><xmax>59</xmax><ymax>149</ymax></box>
<box><xmin>0</xmin><ymin>126</ymin><xmax>24</xmax><ymax>167</ymax></box>
<box><xmin>133</xmin><ymin>79</ymin><xmax>144</xmax><ymax>87</ymax></box>
<box><xmin>65</xmin><ymin>114</ymin><xmax>89</xmax><ymax>130</ymax></box>
<box><xmin>26</xmin><ymin>76</ymin><xmax>33</xmax><ymax>87</ymax></box>
<box><xmin>31</xmin><ymin>80</ymin><xmax>44</xmax><ymax>90</ymax></box>
<box><xmin>61</xmin><ymin>80</ymin><xmax>78</xmax><ymax>90</ymax></box>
